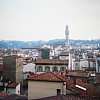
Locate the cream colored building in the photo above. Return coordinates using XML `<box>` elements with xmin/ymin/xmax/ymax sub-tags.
<box><xmin>28</xmin><ymin>72</ymin><xmax>66</xmax><ymax>100</ymax></box>
<box><xmin>35</xmin><ymin>59</ymin><xmax>68</xmax><ymax>74</ymax></box>
<box><xmin>72</xmin><ymin>59</ymin><xmax>96</xmax><ymax>70</ymax></box>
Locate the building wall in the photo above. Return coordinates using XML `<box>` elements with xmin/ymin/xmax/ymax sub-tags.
<box><xmin>36</xmin><ymin>64</ymin><xmax>67</xmax><ymax>74</ymax></box>
<box><xmin>39</xmin><ymin>49</ymin><xmax>50</xmax><ymax>59</ymax></box>
<box><xmin>96</xmin><ymin>56</ymin><xmax>100</xmax><ymax>73</ymax></box>
<box><xmin>3</xmin><ymin>56</ymin><xmax>16</xmax><ymax>82</ymax></box>
<box><xmin>3</xmin><ymin>56</ymin><xmax>23</xmax><ymax>83</ymax></box>
<box><xmin>23</xmin><ymin>63</ymin><xmax>35</xmax><ymax>73</ymax></box>
<box><xmin>59</xmin><ymin>56</ymin><xmax>69</xmax><ymax>60</ymax></box>
<box><xmin>16</xmin><ymin>57</ymin><xmax>23</xmax><ymax>83</ymax></box>
<box><xmin>80</xmin><ymin>60</ymin><xmax>88</xmax><ymax>70</ymax></box>
<box><xmin>16</xmin><ymin>84</ymin><xmax>20</xmax><ymax>94</ymax></box>
<box><xmin>72</xmin><ymin>61</ymin><xmax>80</xmax><ymax>70</ymax></box>
<box><xmin>72</xmin><ymin>59</ymin><xmax>95</xmax><ymax>71</ymax></box>
<box><xmin>6</xmin><ymin>88</ymin><xmax>16</xmax><ymax>94</ymax></box>
<box><xmin>6</xmin><ymin>84</ymin><xmax>20</xmax><ymax>94</ymax></box>
<box><xmin>28</xmin><ymin>81</ymin><xmax>66</xmax><ymax>100</ymax></box>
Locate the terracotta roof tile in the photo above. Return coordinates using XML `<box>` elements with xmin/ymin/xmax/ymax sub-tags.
<box><xmin>3</xmin><ymin>55</ymin><xmax>22</xmax><ymax>58</ymax></box>
<box><xmin>28</xmin><ymin>71</ymin><xmax>66</xmax><ymax>82</ymax></box>
<box><xmin>33</xmin><ymin>95</ymin><xmax>68</xmax><ymax>100</ymax></box>
<box><xmin>7</xmin><ymin>83</ymin><xmax>19</xmax><ymax>88</ymax></box>
<box><xmin>3</xmin><ymin>94</ymin><xmax>28</xmax><ymax>100</ymax></box>
<box><xmin>32</xmin><ymin>94</ymin><xmax>100</xmax><ymax>100</ymax></box>
<box><xmin>87</xmin><ymin>58</ymin><xmax>96</xmax><ymax>62</ymax></box>
<box><xmin>59</xmin><ymin>52</ymin><xmax>69</xmax><ymax>56</ymax></box>
<box><xmin>35</xmin><ymin>59</ymin><xmax>68</xmax><ymax>65</ymax></box>
<box><xmin>0</xmin><ymin>92</ymin><xmax>8</xmax><ymax>97</ymax></box>
<box><xmin>66</xmin><ymin>71</ymin><xmax>90</xmax><ymax>78</ymax></box>
<box><xmin>66</xmin><ymin>80</ymin><xmax>95</xmax><ymax>95</ymax></box>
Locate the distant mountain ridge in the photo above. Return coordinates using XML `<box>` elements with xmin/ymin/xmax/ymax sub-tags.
<box><xmin>0</xmin><ymin>39</ymin><xmax>100</xmax><ymax>48</ymax></box>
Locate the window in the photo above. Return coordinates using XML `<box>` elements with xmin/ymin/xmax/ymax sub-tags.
<box><xmin>37</xmin><ymin>66</ymin><xmax>43</xmax><ymax>72</ymax></box>
<box><xmin>45</xmin><ymin>66</ymin><xmax>50</xmax><ymax>72</ymax></box>
<box><xmin>52</xmin><ymin>66</ymin><xmax>58</xmax><ymax>72</ymax></box>
<box><xmin>60</xmin><ymin>67</ymin><xmax>65</xmax><ymax>71</ymax></box>
<box><xmin>57</xmin><ymin>89</ymin><xmax>61</xmax><ymax>95</ymax></box>
<box><xmin>54</xmin><ymin>67</ymin><xmax>58</xmax><ymax>72</ymax></box>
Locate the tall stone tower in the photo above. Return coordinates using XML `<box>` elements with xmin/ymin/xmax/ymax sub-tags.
<box><xmin>3</xmin><ymin>55</ymin><xmax>23</xmax><ymax>83</ymax></box>
<box><xmin>65</xmin><ymin>25</ymin><xmax>71</xmax><ymax>70</ymax></box>
<box><xmin>65</xmin><ymin>25</ymin><xmax>70</xmax><ymax>50</ymax></box>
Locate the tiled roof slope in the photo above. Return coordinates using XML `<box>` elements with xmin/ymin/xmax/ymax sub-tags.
<box><xmin>66</xmin><ymin>71</ymin><xmax>90</xmax><ymax>78</ymax></box>
<box><xmin>28</xmin><ymin>71</ymin><xmax>66</xmax><ymax>82</ymax></box>
<box><xmin>28</xmin><ymin>71</ymin><xmax>95</xmax><ymax>95</ymax></box>
<box><xmin>32</xmin><ymin>94</ymin><xmax>100</xmax><ymax>100</ymax></box>
<box><xmin>59</xmin><ymin>52</ymin><xmax>69</xmax><ymax>56</ymax></box>
<box><xmin>35</xmin><ymin>59</ymin><xmax>68</xmax><ymax>65</ymax></box>
<box><xmin>33</xmin><ymin>95</ymin><xmax>69</xmax><ymax>100</ymax></box>
<box><xmin>3</xmin><ymin>94</ymin><xmax>28</xmax><ymax>100</ymax></box>
<box><xmin>0</xmin><ymin>92</ymin><xmax>8</xmax><ymax>97</ymax></box>
<box><xmin>7</xmin><ymin>83</ymin><xmax>19</xmax><ymax>88</ymax></box>
<box><xmin>66</xmin><ymin>80</ymin><xmax>96</xmax><ymax>95</ymax></box>
<box><xmin>3</xmin><ymin>55</ymin><xmax>22</xmax><ymax>58</ymax></box>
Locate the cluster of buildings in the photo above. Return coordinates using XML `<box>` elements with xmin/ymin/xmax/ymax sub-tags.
<box><xmin>0</xmin><ymin>25</ymin><xmax>100</xmax><ymax>99</ymax></box>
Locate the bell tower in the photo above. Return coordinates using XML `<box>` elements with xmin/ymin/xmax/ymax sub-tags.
<box><xmin>65</xmin><ymin>25</ymin><xmax>70</xmax><ymax>50</ymax></box>
<box><xmin>65</xmin><ymin>25</ymin><xmax>71</xmax><ymax>70</ymax></box>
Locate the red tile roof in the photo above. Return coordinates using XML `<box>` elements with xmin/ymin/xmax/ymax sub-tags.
<box><xmin>28</xmin><ymin>71</ymin><xmax>66</xmax><ymax>82</ymax></box>
<box><xmin>66</xmin><ymin>80</ymin><xmax>95</xmax><ymax>95</ymax></box>
<box><xmin>3</xmin><ymin>94</ymin><xmax>28</xmax><ymax>100</ymax></box>
<box><xmin>7</xmin><ymin>83</ymin><xmax>19</xmax><ymax>88</ymax></box>
<box><xmin>0</xmin><ymin>92</ymin><xmax>8</xmax><ymax>97</ymax></box>
<box><xmin>59</xmin><ymin>52</ymin><xmax>69</xmax><ymax>56</ymax></box>
<box><xmin>32</xmin><ymin>95</ymin><xmax>71</xmax><ymax>100</ymax></box>
<box><xmin>87</xmin><ymin>58</ymin><xmax>96</xmax><ymax>62</ymax></box>
<box><xmin>28</xmin><ymin>71</ymin><xmax>95</xmax><ymax>95</ymax></box>
<box><xmin>33</xmin><ymin>94</ymin><xmax>100</xmax><ymax>100</ymax></box>
<box><xmin>3</xmin><ymin>55</ymin><xmax>22</xmax><ymax>58</ymax></box>
<box><xmin>66</xmin><ymin>71</ymin><xmax>90</xmax><ymax>78</ymax></box>
<box><xmin>35</xmin><ymin>59</ymin><xmax>68</xmax><ymax>65</ymax></box>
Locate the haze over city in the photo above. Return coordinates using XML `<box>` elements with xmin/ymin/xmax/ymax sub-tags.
<box><xmin>0</xmin><ymin>0</ymin><xmax>100</xmax><ymax>41</ymax></box>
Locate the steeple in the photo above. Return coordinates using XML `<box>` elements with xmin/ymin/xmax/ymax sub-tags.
<box><xmin>65</xmin><ymin>25</ymin><xmax>69</xmax><ymax>48</ymax></box>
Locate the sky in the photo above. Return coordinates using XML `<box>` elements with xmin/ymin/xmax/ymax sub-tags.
<box><xmin>0</xmin><ymin>0</ymin><xmax>100</xmax><ymax>41</ymax></box>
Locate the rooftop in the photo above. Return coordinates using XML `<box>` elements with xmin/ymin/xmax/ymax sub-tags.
<box><xmin>66</xmin><ymin>71</ymin><xmax>90</xmax><ymax>78</ymax></box>
<box><xmin>28</xmin><ymin>71</ymin><xmax>66</xmax><ymax>82</ymax></box>
<box><xmin>7</xmin><ymin>83</ymin><xmax>19</xmax><ymax>88</ymax></box>
<box><xmin>35</xmin><ymin>59</ymin><xmax>68</xmax><ymax>65</ymax></box>
<box><xmin>0</xmin><ymin>92</ymin><xmax>8</xmax><ymax>97</ymax></box>
<box><xmin>32</xmin><ymin>94</ymin><xmax>100</xmax><ymax>100</ymax></box>
<box><xmin>59</xmin><ymin>52</ymin><xmax>69</xmax><ymax>56</ymax></box>
<box><xmin>66</xmin><ymin>80</ymin><xmax>96</xmax><ymax>95</ymax></box>
<box><xmin>3</xmin><ymin>55</ymin><xmax>23</xmax><ymax>58</ymax></box>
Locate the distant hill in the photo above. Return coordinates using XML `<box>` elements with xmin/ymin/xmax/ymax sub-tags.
<box><xmin>0</xmin><ymin>39</ymin><xmax>100</xmax><ymax>48</ymax></box>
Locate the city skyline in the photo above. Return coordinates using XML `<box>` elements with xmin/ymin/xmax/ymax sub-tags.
<box><xmin>0</xmin><ymin>0</ymin><xmax>100</xmax><ymax>41</ymax></box>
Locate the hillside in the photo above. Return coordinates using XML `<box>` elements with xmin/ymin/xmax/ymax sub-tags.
<box><xmin>0</xmin><ymin>39</ymin><xmax>100</xmax><ymax>48</ymax></box>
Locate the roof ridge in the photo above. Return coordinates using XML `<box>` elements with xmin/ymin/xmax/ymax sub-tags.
<box><xmin>51</xmin><ymin>72</ymin><xmax>66</xmax><ymax>82</ymax></box>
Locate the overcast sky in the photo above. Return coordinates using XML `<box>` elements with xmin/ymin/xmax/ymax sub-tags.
<box><xmin>0</xmin><ymin>0</ymin><xmax>100</xmax><ymax>41</ymax></box>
